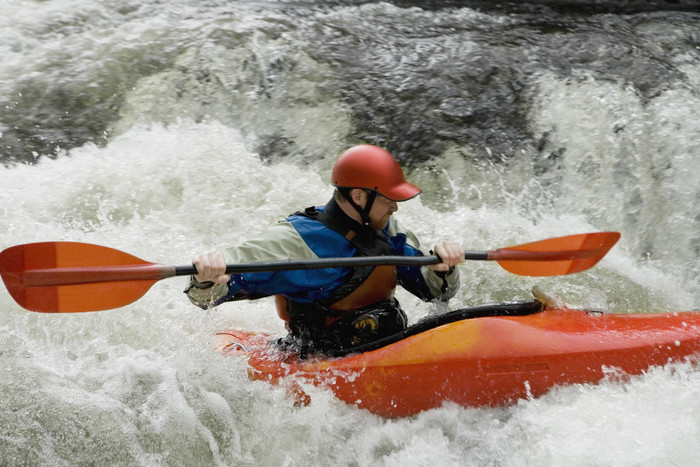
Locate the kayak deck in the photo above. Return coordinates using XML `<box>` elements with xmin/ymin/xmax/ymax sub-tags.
<box><xmin>215</xmin><ymin>299</ymin><xmax>700</xmax><ymax>417</ymax></box>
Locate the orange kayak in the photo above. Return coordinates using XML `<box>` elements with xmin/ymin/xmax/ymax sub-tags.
<box><xmin>215</xmin><ymin>292</ymin><xmax>700</xmax><ymax>418</ymax></box>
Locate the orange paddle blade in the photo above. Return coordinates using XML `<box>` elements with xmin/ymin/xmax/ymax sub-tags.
<box><xmin>0</xmin><ymin>242</ymin><xmax>171</xmax><ymax>313</ymax></box>
<box><xmin>488</xmin><ymin>232</ymin><xmax>621</xmax><ymax>276</ymax></box>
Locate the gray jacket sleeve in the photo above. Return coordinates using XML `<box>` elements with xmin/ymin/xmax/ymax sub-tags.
<box><xmin>387</xmin><ymin>216</ymin><xmax>461</xmax><ymax>300</ymax></box>
<box><xmin>184</xmin><ymin>220</ymin><xmax>316</xmax><ymax>309</ymax></box>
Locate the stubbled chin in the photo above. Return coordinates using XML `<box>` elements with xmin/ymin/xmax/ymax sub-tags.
<box><xmin>372</xmin><ymin>217</ymin><xmax>391</xmax><ymax>230</ymax></box>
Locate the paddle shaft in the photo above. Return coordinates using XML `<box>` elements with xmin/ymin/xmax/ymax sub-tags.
<box><xmin>189</xmin><ymin>252</ymin><xmax>486</xmax><ymax>275</ymax></box>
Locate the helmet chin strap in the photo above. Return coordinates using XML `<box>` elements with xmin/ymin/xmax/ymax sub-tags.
<box><xmin>343</xmin><ymin>188</ymin><xmax>378</xmax><ymax>227</ymax></box>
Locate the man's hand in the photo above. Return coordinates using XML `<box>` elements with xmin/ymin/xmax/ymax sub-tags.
<box><xmin>193</xmin><ymin>251</ymin><xmax>230</xmax><ymax>284</ymax></box>
<box><xmin>430</xmin><ymin>242</ymin><xmax>465</xmax><ymax>272</ymax></box>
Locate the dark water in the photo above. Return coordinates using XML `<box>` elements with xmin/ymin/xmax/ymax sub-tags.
<box><xmin>2</xmin><ymin>1</ymin><xmax>699</xmax><ymax>165</ymax></box>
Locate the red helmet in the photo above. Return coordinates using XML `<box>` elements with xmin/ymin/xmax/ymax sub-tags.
<box><xmin>331</xmin><ymin>145</ymin><xmax>421</xmax><ymax>201</ymax></box>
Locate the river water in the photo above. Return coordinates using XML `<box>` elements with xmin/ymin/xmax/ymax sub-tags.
<box><xmin>1</xmin><ymin>1</ymin><xmax>699</xmax><ymax>465</ymax></box>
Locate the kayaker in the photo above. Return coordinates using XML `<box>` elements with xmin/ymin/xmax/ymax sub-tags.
<box><xmin>186</xmin><ymin>144</ymin><xmax>465</xmax><ymax>355</ymax></box>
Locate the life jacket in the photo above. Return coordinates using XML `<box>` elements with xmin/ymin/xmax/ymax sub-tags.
<box><xmin>275</xmin><ymin>202</ymin><xmax>407</xmax><ymax>355</ymax></box>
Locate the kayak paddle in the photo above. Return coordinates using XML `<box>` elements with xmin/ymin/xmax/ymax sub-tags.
<box><xmin>0</xmin><ymin>231</ymin><xmax>620</xmax><ymax>313</ymax></box>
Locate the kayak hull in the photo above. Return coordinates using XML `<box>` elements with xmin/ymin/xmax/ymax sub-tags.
<box><xmin>215</xmin><ymin>305</ymin><xmax>700</xmax><ymax>417</ymax></box>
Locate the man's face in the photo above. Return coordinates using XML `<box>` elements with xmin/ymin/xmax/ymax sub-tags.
<box><xmin>366</xmin><ymin>193</ymin><xmax>398</xmax><ymax>230</ymax></box>
<box><xmin>348</xmin><ymin>189</ymin><xmax>400</xmax><ymax>229</ymax></box>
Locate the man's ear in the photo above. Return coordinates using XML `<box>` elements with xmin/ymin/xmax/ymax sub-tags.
<box><xmin>350</xmin><ymin>188</ymin><xmax>367</xmax><ymax>206</ymax></box>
